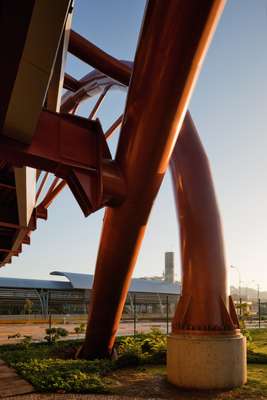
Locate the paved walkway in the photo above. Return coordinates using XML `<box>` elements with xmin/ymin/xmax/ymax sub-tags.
<box><xmin>0</xmin><ymin>359</ymin><xmax>34</xmax><ymax>398</ymax></box>
<box><xmin>3</xmin><ymin>396</ymin><xmax>154</xmax><ymax>400</ymax></box>
<box><xmin>0</xmin><ymin>321</ymin><xmax>169</xmax><ymax>345</ymax></box>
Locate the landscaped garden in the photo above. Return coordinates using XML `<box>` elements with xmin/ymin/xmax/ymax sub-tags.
<box><xmin>1</xmin><ymin>328</ymin><xmax>267</xmax><ymax>398</ymax></box>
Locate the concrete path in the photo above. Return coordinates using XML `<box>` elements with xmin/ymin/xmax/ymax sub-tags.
<box><xmin>0</xmin><ymin>321</ymin><xmax>169</xmax><ymax>345</ymax></box>
<box><xmin>0</xmin><ymin>359</ymin><xmax>34</xmax><ymax>398</ymax></box>
<box><xmin>2</xmin><ymin>396</ymin><xmax>156</xmax><ymax>400</ymax></box>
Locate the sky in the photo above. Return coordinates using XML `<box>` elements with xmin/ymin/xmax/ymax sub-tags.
<box><xmin>1</xmin><ymin>0</ymin><xmax>267</xmax><ymax>291</ymax></box>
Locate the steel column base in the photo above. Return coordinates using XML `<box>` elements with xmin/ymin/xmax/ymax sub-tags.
<box><xmin>167</xmin><ymin>333</ymin><xmax>247</xmax><ymax>389</ymax></box>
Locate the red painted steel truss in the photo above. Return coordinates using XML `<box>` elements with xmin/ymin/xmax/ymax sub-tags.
<box><xmin>0</xmin><ymin>0</ymin><xmax>237</xmax><ymax>360</ymax></box>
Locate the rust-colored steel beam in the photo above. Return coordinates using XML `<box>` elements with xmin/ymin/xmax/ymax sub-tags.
<box><xmin>0</xmin><ymin>110</ymin><xmax>125</xmax><ymax>216</ymax></box>
<box><xmin>0</xmin><ymin>182</ymin><xmax>15</xmax><ymax>190</ymax></box>
<box><xmin>64</xmin><ymin>73</ymin><xmax>81</xmax><ymax>92</ymax></box>
<box><xmin>37</xmin><ymin>179</ymin><xmax>66</xmax><ymax>210</ymax></box>
<box><xmin>69</xmin><ymin>30</ymin><xmax>131</xmax><ymax>86</ymax></box>
<box><xmin>171</xmin><ymin>113</ymin><xmax>239</xmax><ymax>334</ymax></box>
<box><xmin>0</xmin><ymin>221</ymin><xmax>20</xmax><ymax>229</ymax></box>
<box><xmin>42</xmin><ymin>176</ymin><xmax>61</xmax><ymax>202</ymax></box>
<box><xmin>0</xmin><ymin>248</ymin><xmax>12</xmax><ymax>253</ymax></box>
<box><xmin>105</xmin><ymin>114</ymin><xmax>123</xmax><ymax>139</ymax></box>
<box><xmin>0</xmin><ymin>211</ymin><xmax>38</xmax><ymax>267</ymax></box>
<box><xmin>36</xmin><ymin>206</ymin><xmax>48</xmax><ymax>220</ymax></box>
<box><xmin>0</xmin><ymin>248</ymin><xmax>20</xmax><ymax>255</ymax></box>
<box><xmin>88</xmin><ymin>86</ymin><xmax>110</xmax><ymax>120</ymax></box>
<box><xmin>79</xmin><ymin>0</ymin><xmax>225</xmax><ymax>359</ymax></box>
<box><xmin>36</xmin><ymin>171</ymin><xmax>49</xmax><ymax>202</ymax></box>
<box><xmin>22</xmin><ymin>235</ymin><xmax>31</xmax><ymax>245</ymax></box>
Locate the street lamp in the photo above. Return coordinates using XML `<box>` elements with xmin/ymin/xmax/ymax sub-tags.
<box><xmin>230</xmin><ymin>265</ymin><xmax>242</xmax><ymax>298</ymax></box>
<box><xmin>257</xmin><ymin>283</ymin><xmax>261</xmax><ymax>328</ymax></box>
<box><xmin>251</xmin><ymin>280</ymin><xmax>260</xmax><ymax>300</ymax></box>
<box><xmin>252</xmin><ymin>280</ymin><xmax>261</xmax><ymax>328</ymax></box>
<box><xmin>230</xmin><ymin>265</ymin><xmax>242</xmax><ymax>317</ymax></box>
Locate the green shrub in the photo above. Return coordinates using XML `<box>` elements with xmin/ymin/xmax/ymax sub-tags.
<box><xmin>8</xmin><ymin>332</ymin><xmax>21</xmax><ymax>339</ymax></box>
<box><xmin>15</xmin><ymin>359</ymin><xmax>109</xmax><ymax>393</ymax></box>
<box><xmin>44</xmin><ymin>327</ymin><xmax>69</xmax><ymax>343</ymax></box>
<box><xmin>74</xmin><ymin>323</ymin><xmax>86</xmax><ymax>334</ymax></box>
<box><xmin>20</xmin><ymin>335</ymin><xmax>33</xmax><ymax>350</ymax></box>
<box><xmin>116</xmin><ymin>328</ymin><xmax>166</xmax><ymax>366</ymax></box>
<box><xmin>0</xmin><ymin>329</ymin><xmax>168</xmax><ymax>393</ymax></box>
<box><xmin>116</xmin><ymin>350</ymin><xmax>142</xmax><ymax>367</ymax></box>
<box><xmin>239</xmin><ymin>318</ymin><xmax>253</xmax><ymax>345</ymax></box>
<box><xmin>0</xmin><ymin>340</ymin><xmax>83</xmax><ymax>365</ymax></box>
<box><xmin>56</xmin><ymin>327</ymin><xmax>69</xmax><ymax>337</ymax></box>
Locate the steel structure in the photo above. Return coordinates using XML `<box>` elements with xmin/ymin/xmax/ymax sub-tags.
<box><xmin>0</xmin><ymin>1</ymin><xmax>245</xmax><ymax>383</ymax></box>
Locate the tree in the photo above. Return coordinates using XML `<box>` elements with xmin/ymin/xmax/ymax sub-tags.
<box><xmin>23</xmin><ymin>299</ymin><xmax>33</xmax><ymax>315</ymax></box>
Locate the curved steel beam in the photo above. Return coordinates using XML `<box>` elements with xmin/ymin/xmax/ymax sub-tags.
<box><xmin>78</xmin><ymin>0</ymin><xmax>226</xmax><ymax>359</ymax></box>
<box><xmin>88</xmin><ymin>86</ymin><xmax>111</xmax><ymax>119</ymax></box>
<box><xmin>171</xmin><ymin>113</ymin><xmax>238</xmax><ymax>333</ymax></box>
<box><xmin>69</xmin><ymin>30</ymin><xmax>131</xmax><ymax>86</ymax></box>
<box><xmin>61</xmin><ymin>62</ymin><xmax>129</xmax><ymax>113</ymax></box>
<box><xmin>105</xmin><ymin>114</ymin><xmax>123</xmax><ymax>139</ymax></box>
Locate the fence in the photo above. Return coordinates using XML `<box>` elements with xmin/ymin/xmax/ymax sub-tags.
<box><xmin>0</xmin><ymin>293</ymin><xmax>177</xmax><ymax>337</ymax></box>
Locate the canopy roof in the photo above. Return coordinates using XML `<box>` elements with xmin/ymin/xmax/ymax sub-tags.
<box><xmin>0</xmin><ymin>271</ymin><xmax>181</xmax><ymax>295</ymax></box>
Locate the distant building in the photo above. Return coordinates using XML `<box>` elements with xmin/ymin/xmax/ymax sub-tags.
<box><xmin>139</xmin><ymin>251</ymin><xmax>177</xmax><ymax>285</ymax></box>
<box><xmin>164</xmin><ymin>252</ymin><xmax>175</xmax><ymax>284</ymax></box>
<box><xmin>0</xmin><ymin>271</ymin><xmax>181</xmax><ymax>318</ymax></box>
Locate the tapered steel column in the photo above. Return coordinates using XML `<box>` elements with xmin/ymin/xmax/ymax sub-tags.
<box><xmin>79</xmin><ymin>0</ymin><xmax>225</xmax><ymax>359</ymax></box>
<box><xmin>170</xmin><ymin>113</ymin><xmax>238</xmax><ymax>332</ymax></box>
<box><xmin>167</xmin><ymin>113</ymin><xmax>246</xmax><ymax>390</ymax></box>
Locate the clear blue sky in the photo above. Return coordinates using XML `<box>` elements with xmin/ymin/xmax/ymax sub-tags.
<box><xmin>1</xmin><ymin>0</ymin><xmax>267</xmax><ymax>291</ymax></box>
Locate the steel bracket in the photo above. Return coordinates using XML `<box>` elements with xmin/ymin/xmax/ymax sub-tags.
<box><xmin>0</xmin><ymin>110</ymin><xmax>126</xmax><ymax>216</ymax></box>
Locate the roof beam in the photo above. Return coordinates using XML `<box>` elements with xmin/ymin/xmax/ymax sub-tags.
<box><xmin>2</xmin><ymin>0</ymin><xmax>72</xmax><ymax>144</ymax></box>
<box><xmin>0</xmin><ymin>248</ymin><xmax>20</xmax><ymax>255</ymax></box>
<box><xmin>64</xmin><ymin>73</ymin><xmax>81</xmax><ymax>92</ymax></box>
<box><xmin>69</xmin><ymin>30</ymin><xmax>131</xmax><ymax>86</ymax></box>
<box><xmin>22</xmin><ymin>235</ymin><xmax>31</xmax><ymax>245</ymax></box>
<box><xmin>0</xmin><ymin>221</ymin><xmax>19</xmax><ymax>229</ymax></box>
<box><xmin>0</xmin><ymin>182</ymin><xmax>15</xmax><ymax>190</ymax></box>
<box><xmin>15</xmin><ymin>167</ymin><xmax>36</xmax><ymax>227</ymax></box>
<box><xmin>46</xmin><ymin>5</ymin><xmax>73</xmax><ymax>112</ymax></box>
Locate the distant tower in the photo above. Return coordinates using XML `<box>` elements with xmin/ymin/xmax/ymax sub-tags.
<box><xmin>165</xmin><ymin>252</ymin><xmax>175</xmax><ymax>283</ymax></box>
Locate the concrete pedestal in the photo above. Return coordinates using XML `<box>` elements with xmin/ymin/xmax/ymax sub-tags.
<box><xmin>167</xmin><ymin>333</ymin><xmax>247</xmax><ymax>389</ymax></box>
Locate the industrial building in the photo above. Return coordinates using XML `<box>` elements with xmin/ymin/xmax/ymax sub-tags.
<box><xmin>0</xmin><ymin>253</ymin><xmax>180</xmax><ymax>318</ymax></box>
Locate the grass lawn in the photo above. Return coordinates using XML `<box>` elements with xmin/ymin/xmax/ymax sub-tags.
<box><xmin>249</xmin><ymin>329</ymin><xmax>267</xmax><ymax>353</ymax></box>
<box><xmin>109</xmin><ymin>364</ymin><xmax>267</xmax><ymax>399</ymax></box>
<box><xmin>1</xmin><ymin>329</ymin><xmax>267</xmax><ymax>398</ymax></box>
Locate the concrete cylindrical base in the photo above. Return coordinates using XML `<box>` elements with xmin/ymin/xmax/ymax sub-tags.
<box><xmin>167</xmin><ymin>333</ymin><xmax>247</xmax><ymax>389</ymax></box>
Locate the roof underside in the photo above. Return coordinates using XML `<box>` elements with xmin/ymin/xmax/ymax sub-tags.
<box><xmin>51</xmin><ymin>271</ymin><xmax>181</xmax><ymax>294</ymax></box>
<box><xmin>0</xmin><ymin>276</ymin><xmax>71</xmax><ymax>290</ymax></box>
<box><xmin>0</xmin><ymin>1</ymin><xmax>71</xmax><ymax>267</ymax></box>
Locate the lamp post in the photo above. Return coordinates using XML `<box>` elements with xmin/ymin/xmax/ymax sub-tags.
<box><xmin>230</xmin><ymin>265</ymin><xmax>242</xmax><ymax>316</ymax></box>
<box><xmin>256</xmin><ymin>283</ymin><xmax>260</xmax><ymax>328</ymax></box>
<box><xmin>251</xmin><ymin>280</ymin><xmax>260</xmax><ymax>328</ymax></box>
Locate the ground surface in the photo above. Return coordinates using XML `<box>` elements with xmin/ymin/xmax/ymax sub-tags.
<box><xmin>1</xmin><ymin>329</ymin><xmax>267</xmax><ymax>399</ymax></box>
<box><xmin>0</xmin><ymin>359</ymin><xmax>34</xmax><ymax>398</ymax></box>
<box><xmin>2</xmin><ymin>364</ymin><xmax>267</xmax><ymax>399</ymax></box>
<box><xmin>4</xmin><ymin>396</ymin><xmax>146</xmax><ymax>400</ymax></box>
